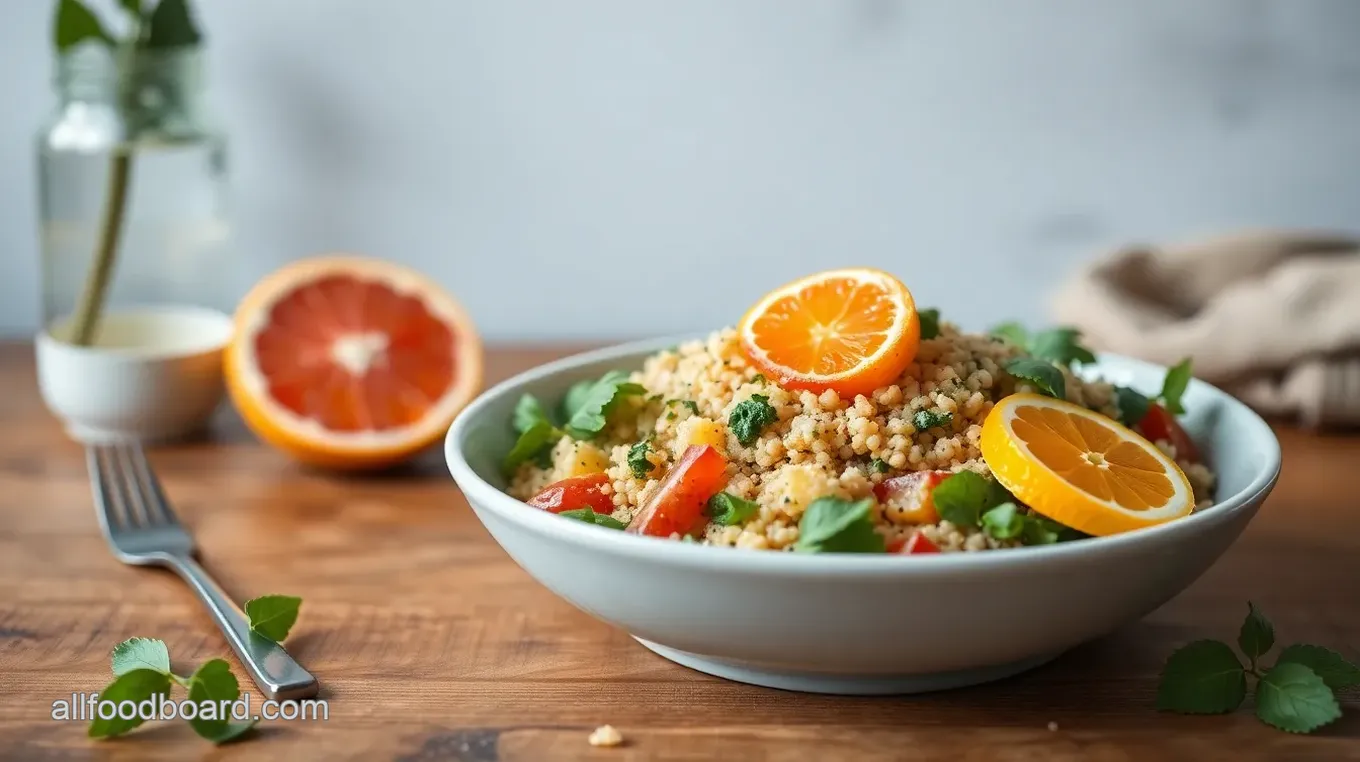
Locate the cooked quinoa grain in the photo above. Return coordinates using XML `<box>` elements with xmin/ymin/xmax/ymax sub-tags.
<box><xmin>507</xmin><ymin>324</ymin><xmax>1219</xmax><ymax>551</ymax></box>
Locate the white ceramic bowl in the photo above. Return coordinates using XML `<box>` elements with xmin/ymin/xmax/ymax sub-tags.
<box><xmin>37</xmin><ymin>305</ymin><xmax>234</xmax><ymax>443</ymax></box>
<box><xmin>445</xmin><ymin>337</ymin><xmax>1281</xmax><ymax>695</ymax></box>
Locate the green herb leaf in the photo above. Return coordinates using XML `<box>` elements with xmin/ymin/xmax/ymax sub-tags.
<box><xmin>1160</xmin><ymin>358</ymin><xmax>1193</xmax><ymax>416</ymax></box>
<box><xmin>667</xmin><ymin>399</ymin><xmax>700</xmax><ymax>415</ymax></box>
<box><xmin>706</xmin><ymin>493</ymin><xmax>759</xmax><ymax>526</ymax></box>
<box><xmin>1155</xmin><ymin>640</ymin><xmax>1247</xmax><ymax>714</ymax></box>
<box><xmin>562</xmin><ymin>379</ymin><xmax>598</xmax><ymax>422</ymax></box>
<box><xmin>1237</xmin><ymin>602</ymin><xmax>1275</xmax><ymax>666</ymax></box>
<box><xmin>990</xmin><ymin>321</ymin><xmax>1030</xmax><ymax>348</ymax></box>
<box><xmin>869</xmin><ymin>458</ymin><xmax>889</xmax><ymax>474</ymax></box>
<box><xmin>563</xmin><ymin>372</ymin><xmax>646</xmax><ymax>440</ymax></box>
<box><xmin>87</xmin><ymin>669</ymin><xmax>171</xmax><ymax>738</ymax></box>
<box><xmin>627</xmin><ymin>441</ymin><xmax>654</xmax><ymax>479</ymax></box>
<box><xmin>243</xmin><ymin>595</ymin><xmax>301</xmax><ymax>643</ymax></box>
<box><xmin>503</xmin><ymin>420</ymin><xmax>562</xmax><ymax>475</ymax></box>
<box><xmin>1275</xmin><ymin>645</ymin><xmax>1360</xmax><ymax>690</ymax></box>
<box><xmin>1115</xmin><ymin>386</ymin><xmax>1152</xmax><ymax>428</ymax></box>
<box><xmin>1255</xmin><ymin>662</ymin><xmax>1341</xmax><ymax>734</ymax></box>
<box><xmin>1029</xmin><ymin>327</ymin><xmax>1098</xmax><ymax>367</ymax></box>
<box><xmin>980</xmin><ymin>502</ymin><xmax>1024</xmax><ymax>540</ymax></box>
<box><xmin>912</xmin><ymin>409</ymin><xmax>953</xmax><ymax>432</ymax></box>
<box><xmin>142</xmin><ymin>0</ymin><xmax>202</xmax><ymax>48</ymax></box>
<box><xmin>794</xmin><ymin>497</ymin><xmax>885</xmax><ymax>553</ymax></box>
<box><xmin>54</xmin><ymin>0</ymin><xmax>114</xmax><ymax>52</ymax></box>
<box><xmin>186</xmin><ymin>659</ymin><xmax>257</xmax><ymax>744</ymax></box>
<box><xmin>512</xmin><ymin>394</ymin><xmax>553</xmax><ymax>435</ymax></box>
<box><xmin>931</xmin><ymin>471</ymin><xmax>1011</xmax><ymax>528</ymax></box>
<box><xmin>111</xmin><ymin>637</ymin><xmax>170</xmax><ymax>676</ymax></box>
<box><xmin>119</xmin><ymin>0</ymin><xmax>143</xmax><ymax>17</ymax></box>
<box><xmin>558</xmin><ymin>507</ymin><xmax>627</xmax><ymax>530</ymax></box>
<box><xmin>918</xmin><ymin>308</ymin><xmax>941</xmax><ymax>340</ymax></box>
<box><xmin>1020</xmin><ymin>514</ymin><xmax>1087</xmax><ymax>545</ymax></box>
<box><xmin>729</xmin><ymin>394</ymin><xmax>778</xmax><ymax>447</ymax></box>
<box><xmin>1005</xmin><ymin>357</ymin><xmax>1066</xmax><ymax>400</ymax></box>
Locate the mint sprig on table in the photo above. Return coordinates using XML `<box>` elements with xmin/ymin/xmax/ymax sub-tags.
<box><xmin>1114</xmin><ymin>358</ymin><xmax>1194</xmax><ymax>426</ymax></box>
<box><xmin>90</xmin><ymin>595</ymin><xmax>304</xmax><ymax>744</ymax></box>
<box><xmin>1158</xmin><ymin>602</ymin><xmax>1357</xmax><ymax>733</ymax></box>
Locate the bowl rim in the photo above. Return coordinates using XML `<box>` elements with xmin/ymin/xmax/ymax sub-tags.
<box><xmin>445</xmin><ymin>334</ymin><xmax>1282</xmax><ymax>576</ymax></box>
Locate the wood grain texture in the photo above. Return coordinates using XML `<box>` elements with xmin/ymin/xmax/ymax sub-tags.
<box><xmin>0</xmin><ymin>340</ymin><xmax>1356</xmax><ymax>761</ymax></box>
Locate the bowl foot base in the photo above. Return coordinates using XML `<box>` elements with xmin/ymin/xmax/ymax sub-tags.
<box><xmin>634</xmin><ymin>637</ymin><xmax>1062</xmax><ymax>695</ymax></box>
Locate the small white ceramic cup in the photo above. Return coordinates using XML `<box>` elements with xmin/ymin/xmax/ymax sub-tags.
<box><xmin>36</xmin><ymin>304</ymin><xmax>235</xmax><ymax>444</ymax></box>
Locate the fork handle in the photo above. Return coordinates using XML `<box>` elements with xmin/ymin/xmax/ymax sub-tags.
<box><xmin>164</xmin><ymin>554</ymin><xmax>320</xmax><ymax>701</ymax></box>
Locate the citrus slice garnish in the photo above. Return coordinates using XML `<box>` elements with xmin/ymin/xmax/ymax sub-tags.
<box><xmin>737</xmin><ymin>268</ymin><xmax>920</xmax><ymax>396</ymax></box>
<box><xmin>980</xmin><ymin>393</ymin><xmax>1195</xmax><ymax>536</ymax></box>
<box><xmin>224</xmin><ymin>255</ymin><xmax>483</xmax><ymax>470</ymax></box>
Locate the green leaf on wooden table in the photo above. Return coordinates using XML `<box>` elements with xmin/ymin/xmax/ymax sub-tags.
<box><xmin>1255</xmin><ymin>662</ymin><xmax>1341</xmax><ymax>734</ymax></box>
<box><xmin>244</xmin><ymin>595</ymin><xmax>302</xmax><ymax>643</ymax></box>
<box><xmin>111</xmin><ymin>637</ymin><xmax>170</xmax><ymax>676</ymax></box>
<box><xmin>1156</xmin><ymin>640</ymin><xmax>1246</xmax><ymax>714</ymax></box>
<box><xmin>87</xmin><ymin>669</ymin><xmax>171</xmax><ymax>738</ymax></box>
<box><xmin>143</xmin><ymin>0</ymin><xmax>202</xmax><ymax>48</ymax></box>
<box><xmin>1005</xmin><ymin>357</ymin><xmax>1066</xmax><ymax>400</ymax></box>
<box><xmin>1237</xmin><ymin>602</ymin><xmax>1275</xmax><ymax>666</ymax></box>
<box><xmin>54</xmin><ymin>0</ymin><xmax>114</xmax><ymax>51</ymax></box>
<box><xmin>1275</xmin><ymin>645</ymin><xmax>1360</xmax><ymax>691</ymax></box>
<box><xmin>186</xmin><ymin>658</ymin><xmax>257</xmax><ymax>744</ymax></box>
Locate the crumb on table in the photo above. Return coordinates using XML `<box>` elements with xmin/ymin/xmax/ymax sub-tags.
<box><xmin>589</xmin><ymin>724</ymin><xmax>624</xmax><ymax>747</ymax></box>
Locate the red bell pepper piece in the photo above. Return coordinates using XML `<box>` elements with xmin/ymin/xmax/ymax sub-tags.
<box><xmin>627</xmin><ymin>445</ymin><xmax>728</xmax><ymax>538</ymax></box>
<box><xmin>527</xmin><ymin>473</ymin><xmax>614</xmax><ymax>515</ymax></box>
<box><xmin>873</xmin><ymin>470</ymin><xmax>950</xmax><ymax>525</ymax></box>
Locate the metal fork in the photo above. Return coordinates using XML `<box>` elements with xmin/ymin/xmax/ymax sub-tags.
<box><xmin>87</xmin><ymin>442</ymin><xmax>318</xmax><ymax>701</ymax></box>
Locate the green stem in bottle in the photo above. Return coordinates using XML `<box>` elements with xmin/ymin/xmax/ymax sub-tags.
<box><xmin>69</xmin><ymin>146</ymin><xmax>134</xmax><ymax>346</ymax></box>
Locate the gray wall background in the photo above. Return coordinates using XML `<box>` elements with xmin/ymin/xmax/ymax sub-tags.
<box><xmin>3</xmin><ymin>0</ymin><xmax>1359</xmax><ymax>341</ymax></box>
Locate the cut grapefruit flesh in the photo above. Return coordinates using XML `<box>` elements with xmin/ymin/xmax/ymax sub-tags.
<box><xmin>225</xmin><ymin>256</ymin><xmax>482</xmax><ymax>469</ymax></box>
<box><xmin>738</xmin><ymin>268</ymin><xmax>920</xmax><ymax>397</ymax></box>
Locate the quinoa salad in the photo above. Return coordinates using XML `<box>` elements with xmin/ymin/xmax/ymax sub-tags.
<box><xmin>502</xmin><ymin>270</ymin><xmax>1217</xmax><ymax>554</ymax></box>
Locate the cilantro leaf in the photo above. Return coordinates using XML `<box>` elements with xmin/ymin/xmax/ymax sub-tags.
<box><xmin>795</xmin><ymin>497</ymin><xmax>885</xmax><ymax>553</ymax></box>
<box><xmin>1115</xmin><ymin>386</ymin><xmax>1152</xmax><ymax>428</ymax></box>
<box><xmin>729</xmin><ymin>394</ymin><xmax>778</xmax><ymax>447</ymax></box>
<box><xmin>1020</xmin><ymin>514</ymin><xmax>1087</xmax><ymax>545</ymax></box>
<box><xmin>1255</xmin><ymin>662</ymin><xmax>1342</xmax><ymax>733</ymax></box>
<box><xmin>186</xmin><ymin>659</ymin><xmax>257</xmax><ymax>744</ymax></box>
<box><xmin>990</xmin><ymin>322</ymin><xmax>1030</xmax><ymax>348</ymax></box>
<box><xmin>1160</xmin><ymin>358</ymin><xmax>1193</xmax><ymax>416</ymax></box>
<box><xmin>503</xmin><ymin>420</ymin><xmax>562</xmax><ymax>475</ymax></box>
<box><xmin>668</xmin><ymin>399</ymin><xmax>700</xmax><ymax>415</ymax></box>
<box><xmin>559</xmin><ymin>508</ymin><xmax>628</xmax><ymax>530</ymax></box>
<box><xmin>932</xmin><ymin>471</ymin><xmax>1011</xmax><ymax>528</ymax></box>
<box><xmin>1005</xmin><ymin>358</ymin><xmax>1066</xmax><ymax>400</ymax></box>
<box><xmin>1238</xmin><ymin>602</ymin><xmax>1275</xmax><ymax>666</ymax></box>
<box><xmin>912</xmin><ymin>409</ymin><xmax>953</xmax><ymax>432</ymax></box>
<box><xmin>918</xmin><ymin>308</ymin><xmax>941</xmax><ymax>340</ymax></box>
<box><xmin>1276</xmin><ymin>645</ymin><xmax>1360</xmax><ymax>690</ymax></box>
<box><xmin>243</xmin><ymin>595</ymin><xmax>301</xmax><ymax>643</ymax></box>
<box><xmin>111</xmin><ymin>637</ymin><xmax>170</xmax><ymax>677</ymax></box>
<box><xmin>707</xmin><ymin>493</ymin><xmax>759</xmax><ymax>526</ymax></box>
<box><xmin>627</xmin><ymin>441</ymin><xmax>654</xmax><ymax>479</ymax></box>
<box><xmin>1156</xmin><ymin>640</ymin><xmax>1247</xmax><ymax>714</ymax></box>
<box><xmin>980</xmin><ymin>502</ymin><xmax>1024</xmax><ymax>540</ymax></box>
<box><xmin>512</xmin><ymin>394</ymin><xmax>553</xmax><ymax>436</ymax></box>
<box><xmin>869</xmin><ymin>458</ymin><xmax>889</xmax><ymax>474</ymax></box>
<box><xmin>87</xmin><ymin>669</ymin><xmax>170</xmax><ymax>738</ymax></box>
<box><xmin>1029</xmin><ymin>327</ymin><xmax>1097</xmax><ymax>368</ymax></box>
<box><xmin>564</xmin><ymin>372</ymin><xmax>646</xmax><ymax>440</ymax></box>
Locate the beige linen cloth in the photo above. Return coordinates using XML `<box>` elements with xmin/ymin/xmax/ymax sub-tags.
<box><xmin>1051</xmin><ymin>230</ymin><xmax>1360</xmax><ymax>429</ymax></box>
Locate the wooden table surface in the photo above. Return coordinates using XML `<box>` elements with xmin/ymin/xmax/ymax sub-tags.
<box><xmin>1</xmin><ymin>341</ymin><xmax>1357</xmax><ymax>761</ymax></box>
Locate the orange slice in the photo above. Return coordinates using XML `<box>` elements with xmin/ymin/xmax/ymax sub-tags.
<box><xmin>980</xmin><ymin>393</ymin><xmax>1195</xmax><ymax>536</ymax></box>
<box><xmin>738</xmin><ymin>268</ymin><xmax>920</xmax><ymax>396</ymax></box>
<box><xmin>224</xmin><ymin>256</ymin><xmax>483</xmax><ymax>470</ymax></box>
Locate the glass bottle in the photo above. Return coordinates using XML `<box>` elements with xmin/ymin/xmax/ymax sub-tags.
<box><xmin>36</xmin><ymin>44</ymin><xmax>230</xmax><ymax>343</ymax></box>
